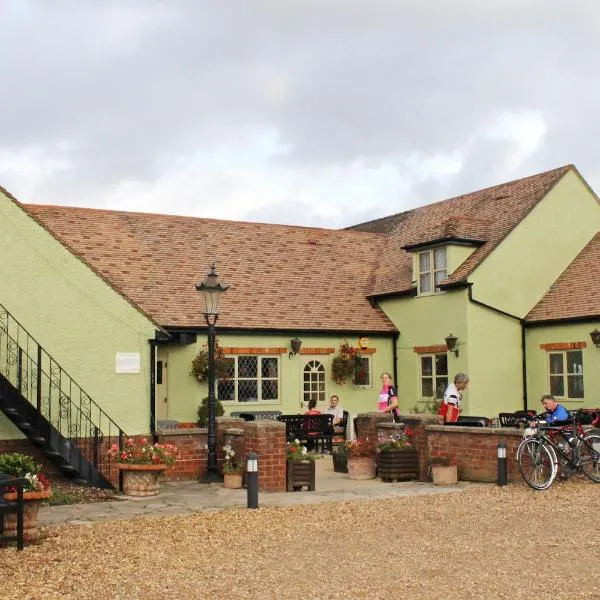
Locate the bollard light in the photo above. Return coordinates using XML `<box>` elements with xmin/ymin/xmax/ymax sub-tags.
<box><xmin>246</xmin><ymin>451</ymin><xmax>259</xmax><ymax>509</ymax></box>
<box><xmin>497</xmin><ymin>441</ymin><xmax>507</xmax><ymax>486</ymax></box>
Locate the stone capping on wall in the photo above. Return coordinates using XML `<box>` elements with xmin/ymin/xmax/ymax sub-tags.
<box><xmin>426</xmin><ymin>425</ymin><xmax>523</xmax><ymax>435</ymax></box>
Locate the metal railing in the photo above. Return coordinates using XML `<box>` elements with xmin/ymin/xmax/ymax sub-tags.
<box><xmin>0</xmin><ymin>302</ymin><xmax>126</xmax><ymax>485</ymax></box>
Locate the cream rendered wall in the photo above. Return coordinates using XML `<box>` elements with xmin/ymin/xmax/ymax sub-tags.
<box><xmin>466</xmin><ymin>303</ymin><xmax>524</xmax><ymax>416</ymax></box>
<box><xmin>159</xmin><ymin>333</ymin><xmax>395</xmax><ymax>422</ymax></box>
<box><xmin>0</xmin><ymin>192</ymin><xmax>157</xmax><ymax>437</ymax></box>
<box><xmin>379</xmin><ymin>290</ymin><xmax>469</xmax><ymax>413</ymax></box>
<box><xmin>470</xmin><ymin>171</ymin><xmax>600</xmax><ymax>317</ymax></box>
<box><xmin>525</xmin><ymin>323</ymin><xmax>600</xmax><ymax>411</ymax></box>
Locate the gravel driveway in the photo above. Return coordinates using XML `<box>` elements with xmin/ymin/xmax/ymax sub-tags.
<box><xmin>3</xmin><ymin>479</ymin><xmax>599</xmax><ymax>599</ymax></box>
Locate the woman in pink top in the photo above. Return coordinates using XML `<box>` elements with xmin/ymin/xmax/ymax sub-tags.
<box><xmin>378</xmin><ymin>372</ymin><xmax>400</xmax><ymax>423</ymax></box>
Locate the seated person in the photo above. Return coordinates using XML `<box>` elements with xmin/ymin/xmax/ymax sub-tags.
<box><xmin>324</xmin><ymin>394</ymin><xmax>344</xmax><ymax>427</ymax></box>
<box><xmin>540</xmin><ymin>394</ymin><xmax>570</xmax><ymax>423</ymax></box>
<box><xmin>304</xmin><ymin>398</ymin><xmax>321</xmax><ymax>415</ymax></box>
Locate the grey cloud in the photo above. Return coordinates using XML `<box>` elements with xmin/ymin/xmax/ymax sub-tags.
<box><xmin>1</xmin><ymin>1</ymin><xmax>600</xmax><ymax>222</ymax></box>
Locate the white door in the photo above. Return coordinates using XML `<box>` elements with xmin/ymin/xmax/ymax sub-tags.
<box><xmin>301</xmin><ymin>358</ymin><xmax>327</xmax><ymax>410</ymax></box>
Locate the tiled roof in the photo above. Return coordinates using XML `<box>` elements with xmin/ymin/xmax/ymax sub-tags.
<box><xmin>20</xmin><ymin>204</ymin><xmax>396</xmax><ymax>332</ymax></box>
<box><xmin>350</xmin><ymin>165</ymin><xmax>573</xmax><ymax>296</ymax></box>
<box><xmin>526</xmin><ymin>232</ymin><xmax>600</xmax><ymax>322</ymax></box>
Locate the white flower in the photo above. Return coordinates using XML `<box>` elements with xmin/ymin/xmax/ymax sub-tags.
<box><xmin>301</xmin><ymin>447</ymin><xmax>307</xmax><ymax>455</ymax></box>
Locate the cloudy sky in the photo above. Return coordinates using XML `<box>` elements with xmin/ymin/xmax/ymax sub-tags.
<box><xmin>1</xmin><ymin>0</ymin><xmax>599</xmax><ymax>228</ymax></box>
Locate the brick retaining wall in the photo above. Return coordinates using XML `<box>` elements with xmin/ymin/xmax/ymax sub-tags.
<box><xmin>426</xmin><ymin>425</ymin><xmax>523</xmax><ymax>483</ymax></box>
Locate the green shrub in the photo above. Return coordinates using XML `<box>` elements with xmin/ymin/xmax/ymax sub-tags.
<box><xmin>0</xmin><ymin>452</ymin><xmax>41</xmax><ymax>477</ymax></box>
<box><xmin>196</xmin><ymin>396</ymin><xmax>224</xmax><ymax>427</ymax></box>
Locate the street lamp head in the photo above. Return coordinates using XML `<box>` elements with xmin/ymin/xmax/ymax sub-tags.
<box><xmin>196</xmin><ymin>262</ymin><xmax>229</xmax><ymax>319</ymax></box>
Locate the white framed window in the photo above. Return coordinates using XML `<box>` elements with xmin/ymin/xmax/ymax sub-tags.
<box><xmin>303</xmin><ymin>360</ymin><xmax>326</xmax><ymax>404</ymax></box>
<box><xmin>548</xmin><ymin>350</ymin><xmax>584</xmax><ymax>399</ymax></box>
<box><xmin>354</xmin><ymin>355</ymin><xmax>372</xmax><ymax>387</ymax></box>
<box><xmin>217</xmin><ymin>355</ymin><xmax>279</xmax><ymax>403</ymax></box>
<box><xmin>418</xmin><ymin>247</ymin><xmax>447</xmax><ymax>294</ymax></box>
<box><xmin>420</xmin><ymin>353</ymin><xmax>448</xmax><ymax>399</ymax></box>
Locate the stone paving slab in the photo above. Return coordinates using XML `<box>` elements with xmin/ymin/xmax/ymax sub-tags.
<box><xmin>39</xmin><ymin>456</ymin><xmax>475</xmax><ymax>527</ymax></box>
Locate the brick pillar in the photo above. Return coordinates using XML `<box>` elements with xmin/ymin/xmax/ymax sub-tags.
<box><xmin>355</xmin><ymin>412</ymin><xmax>394</xmax><ymax>453</ymax></box>
<box><xmin>243</xmin><ymin>420</ymin><xmax>286</xmax><ymax>492</ymax></box>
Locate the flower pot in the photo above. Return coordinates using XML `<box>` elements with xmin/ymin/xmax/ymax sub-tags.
<box><xmin>117</xmin><ymin>463</ymin><xmax>167</xmax><ymax>497</ymax></box>
<box><xmin>378</xmin><ymin>449</ymin><xmax>419</xmax><ymax>482</ymax></box>
<box><xmin>2</xmin><ymin>488</ymin><xmax>52</xmax><ymax>543</ymax></box>
<box><xmin>223</xmin><ymin>472</ymin><xmax>243</xmax><ymax>489</ymax></box>
<box><xmin>332</xmin><ymin>451</ymin><xmax>348</xmax><ymax>473</ymax></box>
<box><xmin>286</xmin><ymin>460</ymin><xmax>316</xmax><ymax>492</ymax></box>
<box><xmin>431</xmin><ymin>464</ymin><xmax>458</xmax><ymax>485</ymax></box>
<box><xmin>347</xmin><ymin>456</ymin><xmax>376</xmax><ymax>480</ymax></box>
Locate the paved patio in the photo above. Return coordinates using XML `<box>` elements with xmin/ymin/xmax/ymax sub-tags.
<box><xmin>40</xmin><ymin>456</ymin><xmax>471</xmax><ymax>526</ymax></box>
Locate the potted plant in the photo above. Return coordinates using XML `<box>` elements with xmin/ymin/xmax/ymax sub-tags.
<box><xmin>376</xmin><ymin>427</ymin><xmax>418</xmax><ymax>482</ymax></box>
<box><xmin>344</xmin><ymin>438</ymin><xmax>376</xmax><ymax>480</ymax></box>
<box><xmin>107</xmin><ymin>437</ymin><xmax>179</xmax><ymax>497</ymax></box>
<box><xmin>428</xmin><ymin>454</ymin><xmax>458</xmax><ymax>485</ymax></box>
<box><xmin>0</xmin><ymin>452</ymin><xmax>52</xmax><ymax>542</ymax></box>
<box><xmin>222</xmin><ymin>444</ymin><xmax>243</xmax><ymax>489</ymax></box>
<box><xmin>191</xmin><ymin>344</ymin><xmax>232</xmax><ymax>382</ymax></box>
<box><xmin>286</xmin><ymin>439</ymin><xmax>320</xmax><ymax>491</ymax></box>
<box><xmin>196</xmin><ymin>396</ymin><xmax>225</xmax><ymax>427</ymax></box>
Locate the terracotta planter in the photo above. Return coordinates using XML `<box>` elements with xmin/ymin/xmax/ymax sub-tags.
<box><xmin>3</xmin><ymin>488</ymin><xmax>52</xmax><ymax>543</ymax></box>
<box><xmin>117</xmin><ymin>463</ymin><xmax>167</xmax><ymax>497</ymax></box>
<box><xmin>286</xmin><ymin>460</ymin><xmax>316</xmax><ymax>491</ymax></box>
<box><xmin>431</xmin><ymin>464</ymin><xmax>458</xmax><ymax>485</ymax></box>
<box><xmin>378</xmin><ymin>449</ymin><xmax>419</xmax><ymax>482</ymax></box>
<box><xmin>347</xmin><ymin>456</ymin><xmax>376</xmax><ymax>480</ymax></box>
<box><xmin>223</xmin><ymin>472</ymin><xmax>243</xmax><ymax>489</ymax></box>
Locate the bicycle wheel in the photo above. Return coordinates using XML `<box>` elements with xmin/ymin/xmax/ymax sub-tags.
<box><xmin>517</xmin><ymin>438</ymin><xmax>557</xmax><ymax>490</ymax></box>
<box><xmin>578</xmin><ymin>433</ymin><xmax>600</xmax><ymax>483</ymax></box>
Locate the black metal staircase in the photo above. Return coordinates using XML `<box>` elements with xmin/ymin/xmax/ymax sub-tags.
<box><xmin>0</xmin><ymin>303</ymin><xmax>126</xmax><ymax>489</ymax></box>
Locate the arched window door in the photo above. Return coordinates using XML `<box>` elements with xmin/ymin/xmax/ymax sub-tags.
<box><xmin>302</xmin><ymin>359</ymin><xmax>326</xmax><ymax>405</ymax></box>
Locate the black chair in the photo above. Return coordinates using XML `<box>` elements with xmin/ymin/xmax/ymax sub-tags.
<box><xmin>0</xmin><ymin>474</ymin><xmax>27</xmax><ymax>550</ymax></box>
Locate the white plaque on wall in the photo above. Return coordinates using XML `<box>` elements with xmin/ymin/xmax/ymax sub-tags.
<box><xmin>115</xmin><ymin>352</ymin><xmax>141</xmax><ymax>374</ymax></box>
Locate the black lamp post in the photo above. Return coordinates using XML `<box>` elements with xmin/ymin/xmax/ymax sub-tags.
<box><xmin>196</xmin><ymin>262</ymin><xmax>229</xmax><ymax>483</ymax></box>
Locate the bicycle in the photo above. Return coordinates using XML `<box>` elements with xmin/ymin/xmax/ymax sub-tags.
<box><xmin>516</xmin><ymin>410</ymin><xmax>600</xmax><ymax>490</ymax></box>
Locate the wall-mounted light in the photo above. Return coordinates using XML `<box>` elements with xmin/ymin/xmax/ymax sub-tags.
<box><xmin>590</xmin><ymin>329</ymin><xmax>600</xmax><ymax>348</ymax></box>
<box><xmin>445</xmin><ymin>333</ymin><xmax>459</xmax><ymax>357</ymax></box>
<box><xmin>289</xmin><ymin>337</ymin><xmax>302</xmax><ymax>359</ymax></box>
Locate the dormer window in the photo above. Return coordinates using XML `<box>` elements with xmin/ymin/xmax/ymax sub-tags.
<box><xmin>418</xmin><ymin>247</ymin><xmax>447</xmax><ymax>294</ymax></box>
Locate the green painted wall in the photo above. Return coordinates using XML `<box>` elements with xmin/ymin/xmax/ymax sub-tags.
<box><xmin>466</xmin><ymin>302</ymin><xmax>524</xmax><ymax>416</ymax></box>
<box><xmin>379</xmin><ymin>290</ymin><xmax>469</xmax><ymax>413</ymax></box>
<box><xmin>0</xmin><ymin>192</ymin><xmax>158</xmax><ymax>437</ymax></box>
<box><xmin>158</xmin><ymin>333</ymin><xmax>395</xmax><ymax>422</ymax></box>
<box><xmin>525</xmin><ymin>322</ymin><xmax>600</xmax><ymax>411</ymax></box>
<box><xmin>471</xmin><ymin>171</ymin><xmax>600</xmax><ymax>317</ymax></box>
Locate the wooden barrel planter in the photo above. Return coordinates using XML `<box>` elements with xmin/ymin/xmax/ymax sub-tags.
<box><xmin>286</xmin><ymin>460</ymin><xmax>316</xmax><ymax>492</ymax></box>
<box><xmin>378</xmin><ymin>449</ymin><xmax>419</xmax><ymax>482</ymax></box>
